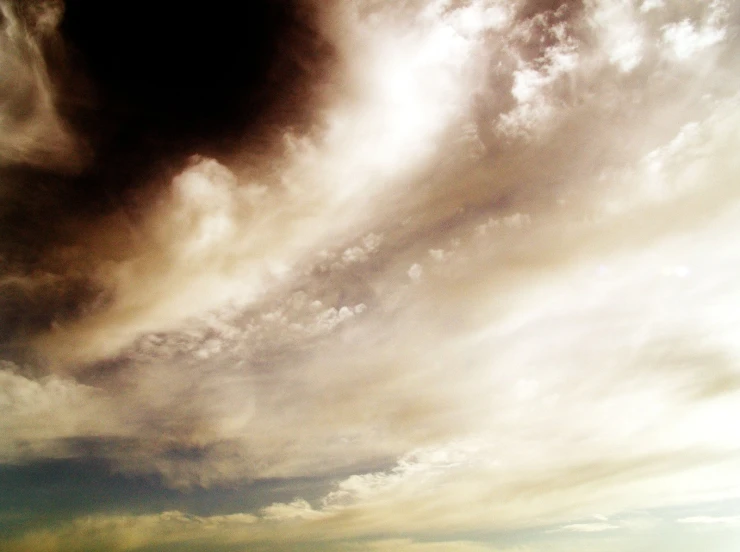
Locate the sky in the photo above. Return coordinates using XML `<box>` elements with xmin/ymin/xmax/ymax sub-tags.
<box><xmin>1</xmin><ymin>0</ymin><xmax>740</xmax><ymax>550</ymax></box>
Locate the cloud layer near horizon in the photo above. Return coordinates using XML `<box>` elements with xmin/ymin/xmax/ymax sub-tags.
<box><xmin>2</xmin><ymin>0</ymin><xmax>740</xmax><ymax>550</ymax></box>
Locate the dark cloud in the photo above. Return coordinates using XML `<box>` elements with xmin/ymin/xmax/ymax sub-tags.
<box><xmin>0</xmin><ymin>0</ymin><xmax>336</xmax><ymax>364</ymax></box>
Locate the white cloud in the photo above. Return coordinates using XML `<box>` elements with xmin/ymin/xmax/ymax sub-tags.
<box><xmin>407</xmin><ymin>263</ymin><xmax>423</xmax><ymax>282</ymax></box>
<box><xmin>592</xmin><ymin>1</ymin><xmax>646</xmax><ymax>72</ymax></box>
<box><xmin>341</xmin><ymin>539</ymin><xmax>523</xmax><ymax>552</ymax></box>
<box><xmin>555</xmin><ymin>523</ymin><xmax>620</xmax><ymax>533</ymax></box>
<box><xmin>262</xmin><ymin>499</ymin><xmax>328</xmax><ymax>521</ymax></box>
<box><xmin>0</xmin><ymin>362</ymin><xmax>121</xmax><ymax>462</ymax></box>
<box><xmin>677</xmin><ymin>515</ymin><xmax>740</xmax><ymax>526</ymax></box>
<box><xmin>662</xmin><ymin>19</ymin><xmax>726</xmax><ymax>60</ymax></box>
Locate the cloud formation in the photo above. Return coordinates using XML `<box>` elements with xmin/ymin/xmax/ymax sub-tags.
<box><xmin>0</xmin><ymin>0</ymin><xmax>85</xmax><ymax>171</ymax></box>
<box><xmin>2</xmin><ymin>0</ymin><xmax>740</xmax><ymax>551</ymax></box>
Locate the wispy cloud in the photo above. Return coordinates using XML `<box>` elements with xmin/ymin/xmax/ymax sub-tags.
<box><xmin>0</xmin><ymin>0</ymin><xmax>87</xmax><ymax>171</ymax></box>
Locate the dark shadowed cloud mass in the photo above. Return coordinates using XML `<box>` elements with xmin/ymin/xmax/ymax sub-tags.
<box><xmin>1</xmin><ymin>0</ymin><xmax>740</xmax><ymax>550</ymax></box>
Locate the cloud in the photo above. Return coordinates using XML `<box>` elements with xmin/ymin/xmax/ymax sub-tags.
<box><xmin>340</xmin><ymin>540</ymin><xmax>525</xmax><ymax>552</ymax></box>
<box><xmin>262</xmin><ymin>498</ymin><xmax>328</xmax><ymax>521</ymax></box>
<box><xmin>1</xmin><ymin>510</ymin><xmax>258</xmax><ymax>552</ymax></box>
<box><xmin>676</xmin><ymin>515</ymin><xmax>740</xmax><ymax>526</ymax></box>
<box><xmin>1</xmin><ymin>510</ymin><xmax>524</xmax><ymax>552</ymax></box>
<box><xmin>247</xmin><ymin>436</ymin><xmax>740</xmax><ymax>537</ymax></box>
<box><xmin>554</xmin><ymin>523</ymin><xmax>620</xmax><ymax>533</ymax></box>
<box><xmin>0</xmin><ymin>360</ymin><xmax>121</xmax><ymax>462</ymax></box>
<box><xmin>27</xmin><ymin>0</ymin><xmax>501</xmax><ymax>367</ymax></box>
<box><xmin>8</xmin><ymin>0</ymin><xmax>739</xmax><ymax>368</ymax></box>
<box><xmin>0</xmin><ymin>0</ymin><xmax>86</xmax><ymax>172</ymax></box>
<box><xmin>9</xmin><ymin>69</ymin><xmax>740</xmax><ymax>491</ymax></box>
<box><xmin>2</xmin><ymin>0</ymin><xmax>740</xmax><ymax>550</ymax></box>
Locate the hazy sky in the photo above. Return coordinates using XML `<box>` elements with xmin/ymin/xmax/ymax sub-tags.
<box><xmin>1</xmin><ymin>0</ymin><xmax>740</xmax><ymax>550</ymax></box>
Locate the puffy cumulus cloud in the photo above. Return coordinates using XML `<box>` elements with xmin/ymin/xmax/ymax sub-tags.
<box><xmin>466</xmin><ymin>0</ymin><xmax>735</xmax><ymax>160</ymax></box>
<box><xmin>0</xmin><ymin>0</ymin><xmax>86</xmax><ymax>172</ymax></box>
